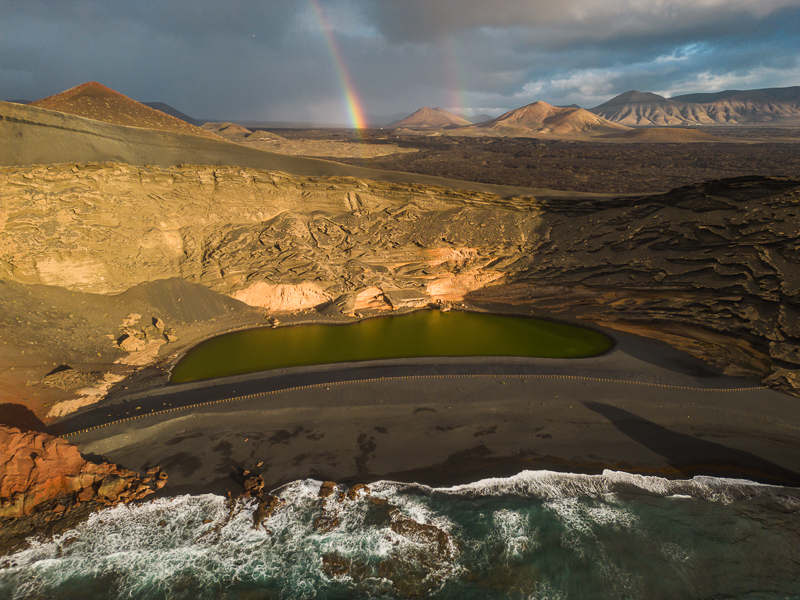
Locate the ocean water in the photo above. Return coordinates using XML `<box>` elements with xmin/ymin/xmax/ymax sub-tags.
<box><xmin>2</xmin><ymin>470</ymin><xmax>799</xmax><ymax>600</ymax></box>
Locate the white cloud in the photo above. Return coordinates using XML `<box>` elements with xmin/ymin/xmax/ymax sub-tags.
<box><xmin>654</xmin><ymin>42</ymin><xmax>710</xmax><ymax>63</ymax></box>
<box><xmin>662</xmin><ymin>64</ymin><xmax>800</xmax><ymax>97</ymax></box>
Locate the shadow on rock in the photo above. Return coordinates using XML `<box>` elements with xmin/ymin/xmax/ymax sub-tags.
<box><xmin>0</xmin><ymin>403</ymin><xmax>47</xmax><ymax>432</ymax></box>
<box><xmin>583</xmin><ymin>401</ymin><xmax>800</xmax><ymax>486</ymax></box>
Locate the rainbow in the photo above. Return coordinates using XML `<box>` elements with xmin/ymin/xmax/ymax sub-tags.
<box><xmin>441</xmin><ymin>36</ymin><xmax>469</xmax><ymax>118</ymax></box>
<box><xmin>307</xmin><ymin>0</ymin><xmax>368</xmax><ymax>129</ymax></box>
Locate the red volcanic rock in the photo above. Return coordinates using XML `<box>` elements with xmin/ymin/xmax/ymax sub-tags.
<box><xmin>30</xmin><ymin>81</ymin><xmax>217</xmax><ymax>139</ymax></box>
<box><xmin>0</xmin><ymin>425</ymin><xmax>166</xmax><ymax>519</ymax></box>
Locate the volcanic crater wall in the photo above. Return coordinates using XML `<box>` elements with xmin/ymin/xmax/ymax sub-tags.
<box><xmin>497</xmin><ymin>176</ymin><xmax>800</xmax><ymax>386</ymax></box>
<box><xmin>0</xmin><ymin>162</ymin><xmax>540</xmax><ymax>296</ymax></box>
<box><xmin>2</xmin><ymin>162</ymin><xmax>800</xmax><ymax>393</ymax></box>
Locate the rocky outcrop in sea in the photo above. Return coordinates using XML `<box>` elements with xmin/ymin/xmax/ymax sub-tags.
<box><xmin>0</xmin><ymin>425</ymin><xmax>166</xmax><ymax>555</ymax></box>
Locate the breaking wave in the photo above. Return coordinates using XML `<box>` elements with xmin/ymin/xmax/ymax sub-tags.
<box><xmin>2</xmin><ymin>470</ymin><xmax>800</xmax><ymax>599</ymax></box>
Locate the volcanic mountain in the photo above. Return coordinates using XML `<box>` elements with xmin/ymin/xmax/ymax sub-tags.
<box><xmin>592</xmin><ymin>87</ymin><xmax>800</xmax><ymax>126</ymax></box>
<box><xmin>201</xmin><ymin>122</ymin><xmax>254</xmax><ymax>141</ymax></box>
<box><xmin>30</xmin><ymin>82</ymin><xmax>218</xmax><ymax>138</ymax></box>
<box><xmin>453</xmin><ymin>101</ymin><xmax>630</xmax><ymax>137</ymax></box>
<box><xmin>390</xmin><ymin>106</ymin><xmax>472</xmax><ymax>129</ymax></box>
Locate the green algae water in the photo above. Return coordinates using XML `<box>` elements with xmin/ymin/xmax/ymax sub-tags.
<box><xmin>170</xmin><ymin>310</ymin><xmax>612</xmax><ymax>383</ymax></box>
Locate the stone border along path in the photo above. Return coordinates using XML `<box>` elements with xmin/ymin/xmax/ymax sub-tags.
<box><xmin>62</xmin><ymin>373</ymin><xmax>768</xmax><ymax>438</ymax></box>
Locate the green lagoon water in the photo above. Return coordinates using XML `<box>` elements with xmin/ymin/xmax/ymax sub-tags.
<box><xmin>170</xmin><ymin>310</ymin><xmax>612</xmax><ymax>383</ymax></box>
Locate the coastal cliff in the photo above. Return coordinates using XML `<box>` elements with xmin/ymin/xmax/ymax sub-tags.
<box><xmin>0</xmin><ymin>425</ymin><xmax>166</xmax><ymax>554</ymax></box>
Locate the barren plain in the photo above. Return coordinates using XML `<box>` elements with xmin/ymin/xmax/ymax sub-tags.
<box><xmin>301</xmin><ymin>126</ymin><xmax>800</xmax><ymax>193</ymax></box>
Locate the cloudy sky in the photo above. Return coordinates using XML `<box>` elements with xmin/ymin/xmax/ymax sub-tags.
<box><xmin>2</xmin><ymin>0</ymin><xmax>799</xmax><ymax>125</ymax></box>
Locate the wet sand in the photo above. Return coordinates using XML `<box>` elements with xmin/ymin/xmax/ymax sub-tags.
<box><xmin>66</xmin><ymin>330</ymin><xmax>800</xmax><ymax>496</ymax></box>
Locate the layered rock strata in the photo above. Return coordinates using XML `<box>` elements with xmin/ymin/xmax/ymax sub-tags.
<box><xmin>504</xmin><ymin>176</ymin><xmax>800</xmax><ymax>388</ymax></box>
<box><xmin>0</xmin><ymin>162</ymin><xmax>538</xmax><ymax>295</ymax></box>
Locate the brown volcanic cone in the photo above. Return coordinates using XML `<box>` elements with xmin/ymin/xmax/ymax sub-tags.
<box><xmin>201</xmin><ymin>122</ymin><xmax>253</xmax><ymax>141</ymax></box>
<box><xmin>30</xmin><ymin>82</ymin><xmax>217</xmax><ymax>139</ymax></box>
<box><xmin>390</xmin><ymin>106</ymin><xmax>471</xmax><ymax>129</ymax></box>
<box><xmin>456</xmin><ymin>101</ymin><xmax>630</xmax><ymax>137</ymax></box>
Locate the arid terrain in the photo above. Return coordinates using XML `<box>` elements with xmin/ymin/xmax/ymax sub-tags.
<box><xmin>314</xmin><ymin>127</ymin><xmax>800</xmax><ymax>193</ymax></box>
<box><xmin>591</xmin><ymin>87</ymin><xmax>800</xmax><ymax>126</ymax></box>
<box><xmin>2</xmin><ymin>84</ymin><xmax>800</xmax><ymax>544</ymax></box>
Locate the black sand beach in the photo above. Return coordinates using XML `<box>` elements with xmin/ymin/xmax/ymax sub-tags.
<box><xmin>64</xmin><ymin>330</ymin><xmax>800</xmax><ymax>496</ymax></box>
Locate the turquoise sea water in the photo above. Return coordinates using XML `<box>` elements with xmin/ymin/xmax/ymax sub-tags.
<box><xmin>170</xmin><ymin>310</ymin><xmax>613</xmax><ymax>383</ymax></box>
<box><xmin>2</xmin><ymin>470</ymin><xmax>799</xmax><ymax>599</ymax></box>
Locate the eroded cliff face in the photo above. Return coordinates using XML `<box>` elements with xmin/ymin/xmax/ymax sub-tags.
<box><xmin>1</xmin><ymin>162</ymin><xmax>800</xmax><ymax>403</ymax></box>
<box><xmin>0</xmin><ymin>162</ymin><xmax>540</xmax><ymax>296</ymax></box>
<box><xmin>507</xmin><ymin>177</ymin><xmax>800</xmax><ymax>385</ymax></box>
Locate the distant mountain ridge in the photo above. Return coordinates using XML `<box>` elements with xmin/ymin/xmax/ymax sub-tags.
<box><xmin>464</xmin><ymin>113</ymin><xmax>494</xmax><ymax>124</ymax></box>
<box><xmin>142</xmin><ymin>102</ymin><xmax>200</xmax><ymax>125</ymax></box>
<box><xmin>458</xmin><ymin>101</ymin><xmax>630</xmax><ymax>137</ymax></box>
<box><xmin>591</xmin><ymin>86</ymin><xmax>800</xmax><ymax>126</ymax></box>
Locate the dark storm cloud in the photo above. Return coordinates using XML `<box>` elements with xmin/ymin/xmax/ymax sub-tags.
<box><xmin>2</xmin><ymin>0</ymin><xmax>799</xmax><ymax>123</ymax></box>
<box><xmin>364</xmin><ymin>0</ymin><xmax>799</xmax><ymax>45</ymax></box>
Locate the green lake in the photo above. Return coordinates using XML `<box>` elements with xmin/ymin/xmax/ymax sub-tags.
<box><xmin>169</xmin><ymin>310</ymin><xmax>613</xmax><ymax>383</ymax></box>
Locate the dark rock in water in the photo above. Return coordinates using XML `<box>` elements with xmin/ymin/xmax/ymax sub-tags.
<box><xmin>347</xmin><ymin>483</ymin><xmax>370</xmax><ymax>500</ymax></box>
<box><xmin>388</xmin><ymin>508</ymin><xmax>452</xmax><ymax>560</ymax></box>
<box><xmin>314</xmin><ymin>480</ymin><xmax>456</xmax><ymax>595</ymax></box>
<box><xmin>321</xmin><ymin>553</ymin><xmax>351</xmax><ymax>578</ymax></box>
<box><xmin>318</xmin><ymin>481</ymin><xmax>337</xmax><ymax>498</ymax></box>
<box><xmin>252</xmin><ymin>493</ymin><xmax>284</xmax><ymax>531</ymax></box>
<box><xmin>321</xmin><ymin>552</ymin><xmax>374</xmax><ymax>582</ymax></box>
<box><xmin>314</xmin><ymin>513</ymin><xmax>341</xmax><ymax>534</ymax></box>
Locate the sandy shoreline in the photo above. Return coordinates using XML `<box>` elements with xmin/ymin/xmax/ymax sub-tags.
<box><xmin>65</xmin><ymin>329</ymin><xmax>800</xmax><ymax>496</ymax></box>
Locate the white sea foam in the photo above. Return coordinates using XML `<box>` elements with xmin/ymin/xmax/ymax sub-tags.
<box><xmin>431</xmin><ymin>468</ymin><xmax>800</xmax><ymax>506</ymax></box>
<box><xmin>659</xmin><ymin>542</ymin><xmax>693</xmax><ymax>563</ymax></box>
<box><xmin>3</xmin><ymin>472</ymin><xmax>799</xmax><ymax>599</ymax></box>
<box><xmin>492</xmin><ymin>508</ymin><xmax>539</xmax><ymax>558</ymax></box>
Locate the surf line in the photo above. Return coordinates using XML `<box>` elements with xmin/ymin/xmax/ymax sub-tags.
<box><xmin>306</xmin><ymin>0</ymin><xmax>368</xmax><ymax>131</ymax></box>
<box><xmin>62</xmin><ymin>374</ymin><xmax>768</xmax><ymax>438</ymax></box>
